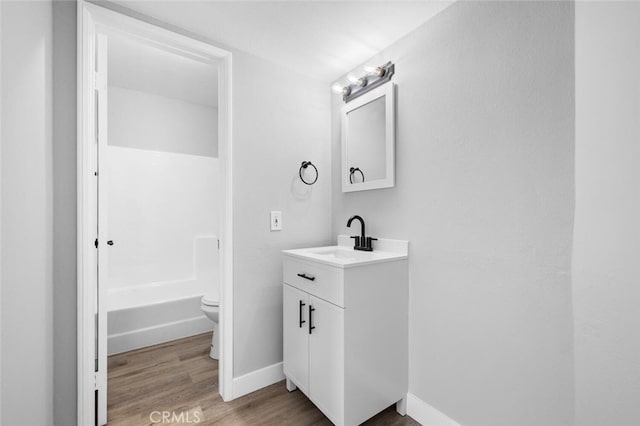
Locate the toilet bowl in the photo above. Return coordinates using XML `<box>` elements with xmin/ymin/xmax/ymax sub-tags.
<box><xmin>201</xmin><ymin>295</ymin><xmax>219</xmax><ymax>360</ymax></box>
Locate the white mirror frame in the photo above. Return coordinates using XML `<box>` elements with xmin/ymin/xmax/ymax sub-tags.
<box><xmin>341</xmin><ymin>82</ymin><xmax>395</xmax><ymax>192</ymax></box>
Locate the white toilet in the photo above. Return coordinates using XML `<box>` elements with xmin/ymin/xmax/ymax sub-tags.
<box><xmin>197</xmin><ymin>236</ymin><xmax>220</xmax><ymax>360</ymax></box>
<box><xmin>201</xmin><ymin>294</ymin><xmax>219</xmax><ymax>360</ymax></box>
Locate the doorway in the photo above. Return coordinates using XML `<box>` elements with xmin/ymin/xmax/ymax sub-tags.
<box><xmin>77</xmin><ymin>4</ymin><xmax>233</xmax><ymax>425</ymax></box>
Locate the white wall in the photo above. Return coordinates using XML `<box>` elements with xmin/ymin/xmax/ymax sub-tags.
<box><xmin>332</xmin><ymin>2</ymin><xmax>575</xmax><ymax>425</ymax></box>
<box><xmin>108</xmin><ymin>86</ymin><xmax>218</xmax><ymax>157</ymax></box>
<box><xmin>1</xmin><ymin>1</ymin><xmax>54</xmax><ymax>425</ymax></box>
<box><xmin>105</xmin><ymin>146</ymin><xmax>218</xmax><ymax>292</ymax></box>
<box><xmin>574</xmin><ymin>3</ymin><xmax>640</xmax><ymax>425</ymax></box>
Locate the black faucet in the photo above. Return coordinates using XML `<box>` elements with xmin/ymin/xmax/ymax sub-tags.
<box><xmin>346</xmin><ymin>215</ymin><xmax>377</xmax><ymax>251</ymax></box>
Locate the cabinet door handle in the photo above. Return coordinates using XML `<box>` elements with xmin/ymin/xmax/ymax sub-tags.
<box><xmin>299</xmin><ymin>300</ymin><xmax>306</xmax><ymax>328</ymax></box>
<box><xmin>309</xmin><ymin>305</ymin><xmax>316</xmax><ymax>334</ymax></box>
<box><xmin>297</xmin><ymin>273</ymin><xmax>315</xmax><ymax>281</ymax></box>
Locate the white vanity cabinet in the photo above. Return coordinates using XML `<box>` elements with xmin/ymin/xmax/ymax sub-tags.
<box><xmin>282</xmin><ymin>237</ymin><xmax>408</xmax><ymax>426</ymax></box>
<box><xmin>283</xmin><ymin>284</ymin><xmax>344</xmax><ymax>421</ymax></box>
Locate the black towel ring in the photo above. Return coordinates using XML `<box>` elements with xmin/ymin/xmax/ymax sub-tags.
<box><xmin>299</xmin><ymin>161</ymin><xmax>318</xmax><ymax>185</ymax></box>
<box><xmin>349</xmin><ymin>167</ymin><xmax>365</xmax><ymax>184</ymax></box>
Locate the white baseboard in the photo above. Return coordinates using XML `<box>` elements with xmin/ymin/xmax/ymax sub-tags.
<box><xmin>407</xmin><ymin>393</ymin><xmax>461</xmax><ymax>426</ymax></box>
<box><xmin>231</xmin><ymin>362</ymin><xmax>284</xmax><ymax>400</ymax></box>
<box><xmin>108</xmin><ymin>316</ymin><xmax>213</xmax><ymax>355</ymax></box>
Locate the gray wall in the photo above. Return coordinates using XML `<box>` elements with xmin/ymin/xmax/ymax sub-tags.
<box><xmin>574</xmin><ymin>2</ymin><xmax>640</xmax><ymax>425</ymax></box>
<box><xmin>52</xmin><ymin>1</ymin><xmax>78</xmax><ymax>425</ymax></box>
<box><xmin>1</xmin><ymin>1</ymin><xmax>55</xmax><ymax>425</ymax></box>
<box><xmin>231</xmin><ymin>50</ymin><xmax>332</xmax><ymax>376</ymax></box>
<box><xmin>331</xmin><ymin>2</ymin><xmax>575</xmax><ymax>425</ymax></box>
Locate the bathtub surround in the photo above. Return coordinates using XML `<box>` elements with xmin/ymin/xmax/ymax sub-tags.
<box><xmin>574</xmin><ymin>3</ymin><xmax>640</xmax><ymax>424</ymax></box>
<box><xmin>332</xmin><ymin>2</ymin><xmax>575</xmax><ymax>425</ymax></box>
<box><xmin>106</xmin><ymin>234</ymin><xmax>219</xmax><ymax>310</ymax></box>
<box><xmin>105</xmin><ymin>146</ymin><xmax>219</xmax><ymax>291</ymax></box>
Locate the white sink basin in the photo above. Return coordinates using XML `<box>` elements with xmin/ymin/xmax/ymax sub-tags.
<box><xmin>282</xmin><ymin>235</ymin><xmax>408</xmax><ymax>268</ymax></box>
<box><xmin>305</xmin><ymin>246</ymin><xmax>375</xmax><ymax>261</ymax></box>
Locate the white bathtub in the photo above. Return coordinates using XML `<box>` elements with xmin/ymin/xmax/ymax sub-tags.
<box><xmin>108</xmin><ymin>278</ymin><xmax>207</xmax><ymax>311</ymax></box>
<box><xmin>107</xmin><ymin>236</ymin><xmax>219</xmax><ymax>355</ymax></box>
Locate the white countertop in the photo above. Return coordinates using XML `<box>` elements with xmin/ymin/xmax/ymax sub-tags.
<box><xmin>282</xmin><ymin>235</ymin><xmax>408</xmax><ymax>268</ymax></box>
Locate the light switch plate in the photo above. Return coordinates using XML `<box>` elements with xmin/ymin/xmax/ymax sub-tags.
<box><xmin>270</xmin><ymin>211</ymin><xmax>282</xmax><ymax>231</ymax></box>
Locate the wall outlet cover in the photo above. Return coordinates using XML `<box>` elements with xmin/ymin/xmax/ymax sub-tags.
<box><xmin>270</xmin><ymin>211</ymin><xmax>282</xmax><ymax>231</ymax></box>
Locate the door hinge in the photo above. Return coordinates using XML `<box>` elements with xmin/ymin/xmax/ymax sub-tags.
<box><xmin>94</xmin><ymin>238</ymin><xmax>98</xmax><ymax>248</ymax></box>
<box><xmin>95</xmin><ymin>90</ymin><xmax>100</xmax><ymax>144</ymax></box>
<box><xmin>94</xmin><ymin>372</ymin><xmax>106</xmax><ymax>390</ymax></box>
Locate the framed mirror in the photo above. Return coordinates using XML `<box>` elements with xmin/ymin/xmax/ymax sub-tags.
<box><xmin>341</xmin><ymin>82</ymin><xmax>395</xmax><ymax>192</ymax></box>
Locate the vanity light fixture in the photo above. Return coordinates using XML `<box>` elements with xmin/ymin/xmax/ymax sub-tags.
<box><xmin>333</xmin><ymin>61</ymin><xmax>395</xmax><ymax>103</ymax></box>
<box><xmin>364</xmin><ymin>64</ymin><xmax>387</xmax><ymax>78</ymax></box>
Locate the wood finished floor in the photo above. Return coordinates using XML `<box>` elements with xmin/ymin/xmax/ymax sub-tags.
<box><xmin>108</xmin><ymin>333</ymin><xmax>419</xmax><ymax>426</ymax></box>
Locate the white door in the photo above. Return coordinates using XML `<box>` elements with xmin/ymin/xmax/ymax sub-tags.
<box><xmin>308</xmin><ymin>296</ymin><xmax>344</xmax><ymax>424</ymax></box>
<box><xmin>283</xmin><ymin>284</ymin><xmax>309</xmax><ymax>393</ymax></box>
<box><xmin>95</xmin><ymin>33</ymin><xmax>109</xmax><ymax>426</ymax></box>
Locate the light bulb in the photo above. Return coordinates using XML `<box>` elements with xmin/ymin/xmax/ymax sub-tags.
<box><xmin>364</xmin><ymin>64</ymin><xmax>385</xmax><ymax>77</ymax></box>
<box><xmin>331</xmin><ymin>83</ymin><xmax>344</xmax><ymax>94</ymax></box>
<box><xmin>363</xmin><ymin>64</ymin><xmax>377</xmax><ymax>74</ymax></box>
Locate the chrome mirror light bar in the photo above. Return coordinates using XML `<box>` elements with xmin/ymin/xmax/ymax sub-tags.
<box><xmin>332</xmin><ymin>62</ymin><xmax>395</xmax><ymax>103</ymax></box>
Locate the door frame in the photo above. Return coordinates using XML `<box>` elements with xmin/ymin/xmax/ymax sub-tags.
<box><xmin>76</xmin><ymin>2</ymin><xmax>234</xmax><ymax>424</ymax></box>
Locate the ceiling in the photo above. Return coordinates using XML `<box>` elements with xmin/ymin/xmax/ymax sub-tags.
<box><xmin>110</xmin><ymin>1</ymin><xmax>453</xmax><ymax>82</ymax></box>
<box><xmin>108</xmin><ymin>33</ymin><xmax>219</xmax><ymax>107</ymax></box>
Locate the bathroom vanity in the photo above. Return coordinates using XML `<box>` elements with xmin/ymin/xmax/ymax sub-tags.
<box><xmin>282</xmin><ymin>235</ymin><xmax>409</xmax><ymax>426</ymax></box>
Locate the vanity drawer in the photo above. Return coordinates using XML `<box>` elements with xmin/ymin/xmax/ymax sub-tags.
<box><xmin>283</xmin><ymin>256</ymin><xmax>344</xmax><ymax>307</ymax></box>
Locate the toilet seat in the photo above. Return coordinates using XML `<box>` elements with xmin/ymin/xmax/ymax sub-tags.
<box><xmin>202</xmin><ymin>295</ymin><xmax>219</xmax><ymax>307</ymax></box>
